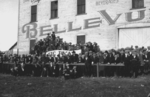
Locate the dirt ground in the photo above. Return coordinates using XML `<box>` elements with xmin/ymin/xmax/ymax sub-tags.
<box><xmin>0</xmin><ymin>74</ymin><xmax>150</xmax><ymax>97</ymax></box>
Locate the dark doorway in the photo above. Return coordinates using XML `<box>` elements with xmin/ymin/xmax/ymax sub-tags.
<box><xmin>30</xmin><ymin>39</ymin><xmax>36</xmax><ymax>54</ymax></box>
<box><xmin>77</xmin><ymin>35</ymin><xmax>85</xmax><ymax>44</ymax></box>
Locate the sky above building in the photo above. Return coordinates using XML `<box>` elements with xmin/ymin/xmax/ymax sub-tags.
<box><xmin>0</xmin><ymin>0</ymin><xmax>18</xmax><ymax>51</ymax></box>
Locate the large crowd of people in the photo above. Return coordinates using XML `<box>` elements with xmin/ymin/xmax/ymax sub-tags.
<box><xmin>32</xmin><ymin>32</ymin><xmax>100</xmax><ymax>55</ymax></box>
<box><xmin>0</xmin><ymin>32</ymin><xmax>150</xmax><ymax>79</ymax></box>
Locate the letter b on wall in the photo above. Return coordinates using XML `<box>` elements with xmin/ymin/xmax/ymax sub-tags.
<box><xmin>22</xmin><ymin>22</ymin><xmax>38</xmax><ymax>38</ymax></box>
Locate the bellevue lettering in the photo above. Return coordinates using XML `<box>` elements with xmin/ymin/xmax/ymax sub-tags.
<box><xmin>22</xmin><ymin>9</ymin><xmax>148</xmax><ymax>38</ymax></box>
<box><xmin>99</xmin><ymin>10</ymin><xmax>145</xmax><ymax>25</ymax></box>
<box><xmin>22</xmin><ymin>17</ymin><xmax>102</xmax><ymax>38</ymax></box>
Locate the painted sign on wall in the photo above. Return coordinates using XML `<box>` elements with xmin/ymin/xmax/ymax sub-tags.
<box><xmin>23</xmin><ymin>0</ymin><xmax>40</xmax><ymax>3</ymax></box>
<box><xmin>31</xmin><ymin>0</ymin><xmax>40</xmax><ymax>4</ymax></box>
<box><xmin>96</xmin><ymin>0</ymin><xmax>119</xmax><ymax>5</ymax></box>
<box><xmin>22</xmin><ymin>17</ymin><xmax>102</xmax><ymax>38</ymax></box>
<box><xmin>22</xmin><ymin>9</ymin><xmax>147</xmax><ymax>39</ymax></box>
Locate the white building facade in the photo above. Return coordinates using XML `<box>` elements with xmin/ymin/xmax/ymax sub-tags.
<box><xmin>18</xmin><ymin>0</ymin><xmax>150</xmax><ymax>54</ymax></box>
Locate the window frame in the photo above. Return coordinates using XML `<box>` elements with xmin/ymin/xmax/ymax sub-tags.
<box><xmin>31</xmin><ymin>5</ymin><xmax>37</xmax><ymax>22</ymax></box>
<box><xmin>51</xmin><ymin>1</ymin><xmax>58</xmax><ymax>19</ymax></box>
<box><xmin>77</xmin><ymin>35</ymin><xmax>86</xmax><ymax>45</ymax></box>
<box><xmin>77</xmin><ymin>0</ymin><xmax>86</xmax><ymax>15</ymax></box>
<box><xmin>132</xmin><ymin>0</ymin><xmax>145</xmax><ymax>9</ymax></box>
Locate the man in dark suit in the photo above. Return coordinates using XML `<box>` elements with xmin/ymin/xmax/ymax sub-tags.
<box><xmin>109</xmin><ymin>50</ymin><xmax>115</xmax><ymax>64</ymax></box>
<box><xmin>17</xmin><ymin>55</ymin><xmax>26</xmax><ymax>76</ymax></box>
<box><xmin>40</xmin><ymin>54</ymin><xmax>48</xmax><ymax>77</ymax></box>
<box><xmin>24</xmin><ymin>55</ymin><xmax>34</xmax><ymax>76</ymax></box>
<box><xmin>76</xmin><ymin>54</ymin><xmax>85</xmax><ymax>77</ymax></box>
<box><xmin>130</xmin><ymin>51</ymin><xmax>140</xmax><ymax>78</ymax></box>
<box><xmin>66</xmin><ymin>53</ymin><xmax>72</xmax><ymax>64</ymax></box>
<box><xmin>51</xmin><ymin>31</ymin><xmax>56</xmax><ymax>41</ymax></box>
<box><xmin>46</xmin><ymin>55</ymin><xmax>53</xmax><ymax>77</ymax></box>
<box><xmin>52</xmin><ymin>54</ymin><xmax>59</xmax><ymax>77</ymax></box>
<box><xmin>123</xmin><ymin>50</ymin><xmax>131</xmax><ymax>77</ymax></box>
<box><xmin>47</xmin><ymin>54</ymin><xmax>58</xmax><ymax>77</ymax></box>
<box><xmin>108</xmin><ymin>50</ymin><xmax>116</xmax><ymax>77</ymax></box>
<box><xmin>78</xmin><ymin>54</ymin><xmax>84</xmax><ymax>63</ymax></box>
<box><xmin>103</xmin><ymin>51</ymin><xmax>110</xmax><ymax>77</ymax></box>
<box><xmin>33</xmin><ymin>55</ymin><xmax>41</xmax><ymax>77</ymax></box>
<box><xmin>103</xmin><ymin>51</ymin><xmax>109</xmax><ymax>64</ymax></box>
<box><xmin>91</xmin><ymin>53</ymin><xmax>99</xmax><ymax>77</ymax></box>
<box><xmin>143</xmin><ymin>51</ymin><xmax>149</xmax><ymax>74</ymax></box>
<box><xmin>71</xmin><ymin>51</ymin><xmax>78</xmax><ymax>63</ymax></box>
<box><xmin>117</xmin><ymin>50</ymin><xmax>125</xmax><ymax>77</ymax></box>
<box><xmin>84</xmin><ymin>52</ymin><xmax>92</xmax><ymax>77</ymax></box>
<box><xmin>113</xmin><ymin>52</ymin><xmax>120</xmax><ymax>77</ymax></box>
<box><xmin>46</xmin><ymin>33</ymin><xmax>51</xmax><ymax>43</ymax></box>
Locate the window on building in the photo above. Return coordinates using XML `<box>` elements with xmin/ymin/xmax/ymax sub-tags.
<box><xmin>31</xmin><ymin>5</ymin><xmax>37</xmax><ymax>22</ymax></box>
<box><xmin>132</xmin><ymin>0</ymin><xmax>144</xmax><ymax>9</ymax></box>
<box><xmin>77</xmin><ymin>0</ymin><xmax>86</xmax><ymax>15</ymax></box>
<box><xmin>77</xmin><ymin>35</ymin><xmax>85</xmax><ymax>44</ymax></box>
<box><xmin>51</xmin><ymin>1</ymin><xmax>58</xmax><ymax>19</ymax></box>
<box><xmin>30</xmin><ymin>39</ymin><xmax>36</xmax><ymax>54</ymax></box>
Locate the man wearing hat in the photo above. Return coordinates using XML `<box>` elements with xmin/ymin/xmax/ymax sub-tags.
<box><xmin>130</xmin><ymin>50</ymin><xmax>140</xmax><ymax>78</ymax></box>
<box><xmin>107</xmin><ymin>50</ymin><xmax>115</xmax><ymax>77</ymax></box>
<box><xmin>71</xmin><ymin>51</ymin><xmax>78</xmax><ymax>63</ymax></box>
<box><xmin>117</xmin><ymin>49</ymin><xmax>125</xmax><ymax>77</ymax></box>
<box><xmin>46</xmin><ymin>33</ymin><xmax>51</xmax><ymax>39</ymax></box>
<box><xmin>123</xmin><ymin>49</ymin><xmax>131</xmax><ymax>77</ymax></box>
<box><xmin>51</xmin><ymin>31</ymin><xmax>56</xmax><ymax>41</ymax></box>
<box><xmin>84</xmin><ymin>52</ymin><xmax>92</xmax><ymax>77</ymax></box>
<box><xmin>138</xmin><ymin>49</ymin><xmax>144</xmax><ymax>76</ymax></box>
<box><xmin>143</xmin><ymin>51</ymin><xmax>149</xmax><ymax>74</ymax></box>
<box><xmin>91</xmin><ymin>53</ymin><xmax>99</xmax><ymax>76</ymax></box>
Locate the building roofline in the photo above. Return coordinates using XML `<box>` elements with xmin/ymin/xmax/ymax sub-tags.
<box><xmin>9</xmin><ymin>42</ymin><xmax>17</xmax><ymax>50</ymax></box>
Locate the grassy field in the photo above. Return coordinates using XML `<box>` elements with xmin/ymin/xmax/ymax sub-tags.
<box><xmin>0</xmin><ymin>74</ymin><xmax>150</xmax><ymax>97</ymax></box>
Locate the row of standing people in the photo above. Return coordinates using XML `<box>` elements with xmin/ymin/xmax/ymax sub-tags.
<box><xmin>1</xmin><ymin>47</ymin><xmax>150</xmax><ymax>78</ymax></box>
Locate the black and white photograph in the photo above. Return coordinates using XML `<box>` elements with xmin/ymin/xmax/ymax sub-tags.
<box><xmin>0</xmin><ymin>0</ymin><xmax>150</xmax><ymax>97</ymax></box>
